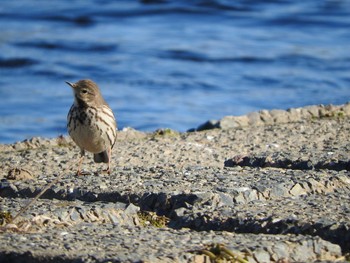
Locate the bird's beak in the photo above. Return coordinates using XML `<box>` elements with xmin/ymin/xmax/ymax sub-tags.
<box><xmin>65</xmin><ymin>81</ymin><xmax>75</xmax><ymax>88</ymax></box>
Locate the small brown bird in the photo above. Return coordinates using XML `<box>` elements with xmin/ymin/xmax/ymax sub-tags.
<box><xmin>66</xmin><ymin>79</ymin><xmax>117</xmax><ymax>175</ymax></box>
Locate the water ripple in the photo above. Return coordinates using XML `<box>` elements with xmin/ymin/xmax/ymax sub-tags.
<box><xmin>0</xmin><ymin>58</ymin><xmax>38</xmax><ymax>68</ymax></box>
<box><xmin>160</xmin><ymin>49</ymin><xmax>273</xmax><ymax>63</ymax></box>
<box><xmin>15</xmin><ymin>41</ymin><xmax>117</xmax><ymax>53</ymax></box>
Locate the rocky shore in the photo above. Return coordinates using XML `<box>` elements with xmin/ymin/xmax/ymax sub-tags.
<box><xmin>1</xmin><ymin>103</ymin><xmax>350</xmax><ymax>263</ymax></box>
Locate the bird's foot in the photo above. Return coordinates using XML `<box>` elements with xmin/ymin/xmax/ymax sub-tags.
<box><xmin>102</xmin><ymin>168</ymin><xmax>111</xmax><ymax>175</ymax></box>
<box><xmin>75</xmin><ymin>170</ymin><xmax>91</xmax><ymax>176</ymax></box>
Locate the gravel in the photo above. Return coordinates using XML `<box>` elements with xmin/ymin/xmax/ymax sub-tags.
<box><xmin>1</xmin><ymin>103</ymin><xmax>350</xmax><ymax>262</ymax></box>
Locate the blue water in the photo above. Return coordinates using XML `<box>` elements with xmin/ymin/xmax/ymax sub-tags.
<box><xmin>1</xmin><ymin>0</ymin><xmax>350</xmax><ymax>143</ymax></box>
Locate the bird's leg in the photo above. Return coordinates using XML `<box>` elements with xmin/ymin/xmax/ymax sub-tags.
<box><xmin>104</xmin><ymin>146</ymin><xmax>112</xmax><ymax>175</ymax></box>
<box><xmin>76</xmin><ymin>149</ymin><xmax>85</xmax><ymax>176</ymax></box>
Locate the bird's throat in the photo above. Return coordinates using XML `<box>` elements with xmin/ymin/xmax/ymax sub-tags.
<box><xmin>75</xmin><ymin>96</ymin><xmax>89</xmax><ymax>108</ymax></box>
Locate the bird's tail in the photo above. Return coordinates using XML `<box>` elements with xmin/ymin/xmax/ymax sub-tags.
<box><xmin>94</xmin><ymin>151</ymin><xmax>109</xmax><ymax>163</ymax></box>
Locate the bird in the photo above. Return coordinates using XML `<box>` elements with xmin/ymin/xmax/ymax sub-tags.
<box><xmin>66</xmin><ymin>79</ymin><xmax>117</xmax><ymax>176</ymax></box>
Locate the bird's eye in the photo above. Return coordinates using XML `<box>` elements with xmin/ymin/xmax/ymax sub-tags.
<box><xmin>81</xmin><ymin>89</ymin><xmax>88</xmax><ymax>94</ymax></box>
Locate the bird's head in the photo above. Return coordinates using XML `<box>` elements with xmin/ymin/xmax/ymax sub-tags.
<box><xmin>66</xmin><ymin>79</ymin><xmax>105</xmax><ymax>107</ymax></box>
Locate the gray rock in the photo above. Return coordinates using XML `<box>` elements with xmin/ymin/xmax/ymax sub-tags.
<box><xmin>124</xmin><ymin>203</ymin><xmax>140</xmax><ymax>215</ymax></box>
<box><xmin>217</xmin><ymin>192</ymin><xmax>234</xmax><ymax>207</ymax></box>
<box><xmin>269</xmin><ymin>183</ymin><xmax>290</xmax><ymax>198</ymax></box>
<box><xmin>219</xmin><ymin>115</ymin><xmax>249</xmax><ymax>129</ymax></box>
<box><xmin>173</xmin><ymin>207</ymin><xmax>187</xmax><ymax>217</ymax></box>
<box><xmin>289</xmin><ymin>183</ymin><xmax>307</xmax><ymax>196</ymax></box>
<box><xmin>248</xmin><ymin>111</ymin><xmax>263</xmax><ymax>126</ymax></box>
<box><xmin>193</xmin><ymin>192</ymin><xmax>214</xmax><ymax>205</ymax></box>
<box><xmin>287</xmin><ymin>107</ymin><xmax>302</xmax><ymax>122</ymax></box>
<box><xmin>70</xmin><ymin>208</ymin><xmax>82</xmax><ymax>222</ymax></box>
<box><xmin>341</xmin><ymin>102</ymin><xmax>350</xmax><ymax>115</ymax></box>
<box><xmin>272</xmin><ymin>243</ymin><xmax>290</xmax><ymax>261</ymax></box>
<box><xmin>303</xmin><ymin>105</ymin><xmax>321</xmax><ymax>118</ymax></box>
<box><xmin>270</xmin><ymin>109</ymin><xmax>289</xmax><ymax>123</ymax></box>
<box><xmin>107</xmin><ymin>210</ymin><xmax>121</xmax><ymax>225</ymax></box>
<box><xmin>259</xmin><ymin>109</ymin><xmax>273</xmax><ymax>124</ymax></box>
<box><xmin>195</xmin><ymin>120</ymin><xmax>219</xmax><ymax>131</ymax></box>
<box><xmin>253</xmin><ymin>248</ymin><xmax>271</xmax><ymax>263</ymax></box>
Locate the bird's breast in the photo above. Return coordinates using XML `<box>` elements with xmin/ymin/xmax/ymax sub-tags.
<box><xmin>67</xmin><ymin>105</ymin><xmax>117</xmax><ymax>153</ymax></box>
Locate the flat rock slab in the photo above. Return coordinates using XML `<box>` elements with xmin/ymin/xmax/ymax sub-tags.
<box><xmin>0</xmin><ymin>221</ymin><xmax>342</xmax><ymax>263</ymax></box>
<box><xmin>1</xmin><ymin>104</ymin><xmax>350</xmax><ymax>262</ymax></box>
